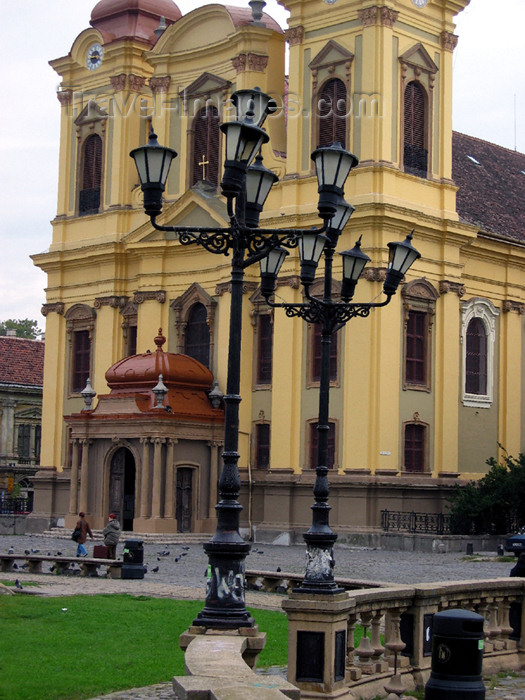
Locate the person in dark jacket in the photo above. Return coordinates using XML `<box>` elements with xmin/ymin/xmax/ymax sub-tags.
<box><xmin>75</xmin><ymin>512</ymin><xmax>94</xmax><ymax>557</ymax></box>
<box><xmin>102</xmin><ymin>513</ymin><xmax>121</xmax><ymax>559</ymax></box>
<box><xmin>510</xmin><ymin>553</ymin><xmax>525</xmax><ymax>577</ymax></box>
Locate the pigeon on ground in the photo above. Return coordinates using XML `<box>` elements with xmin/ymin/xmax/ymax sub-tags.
<box><xmin>31</xmin><ymin>549</ymin><xmax>39</xmax><ymax>554</ymax></box>
<box><xmin>57</xmin><ymin>551</ymin><xmax>62</xmax><ymax>556</ymax></box>
<box><xmin>49</xmin><ymin>566</ymin><xmax>55</xmax><ymax>572</ymax></box>
<box><xmin>174</xmin><ymin>556</ymin><xmax>181</xmax><ymax>563</ymax></box>
<box><xmin>13</xmin><ymin>563</ymin><xmax>18</xmax><ymax>570</ymax></box>
<box><xmin>8</xmin><ymin>547</ymin><xmax>14</xmax><ymax>554</ymax></box>
<box><xmin>181</xmin><ymin>552</ymin><xmax>188</xmax><ymax>557</ymax></box>
<box><xmin>277</xmin><ymin>567</ymin><xmax>281</xmax><ymax>572</ymax></box>
<box><xmin>24</xmin><ymin>549</ymin><xmax>30</xmax><ymax>555</ymax></box>
<box><xmin>182</xmin><ymin>546</ymin><xmax>190</xmax><ymax>551</ymax></box>
<box><xmin>15</xmin><ymin>579</ymin><xmax>22</xmax><ymax>590</ymax></box>
<box><xmin>152</xmin><ymin>566</ymin><xmax>159</xmax><ymax>573</ymax></box>
<box><xmin>257</xmin><ymin>550</ymin><xmax>264</xmax><ymax>554</ymax></box>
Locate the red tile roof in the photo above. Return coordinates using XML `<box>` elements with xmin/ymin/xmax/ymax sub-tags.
<box><xmin>452</xmin><ymin>132</ymin><xmax>525</xmax><ymax>242</ymax></box>
<box><xmin>0</xmin><ymin>337</ymin><xmax>45</xmax><ymax>388</ymax></box>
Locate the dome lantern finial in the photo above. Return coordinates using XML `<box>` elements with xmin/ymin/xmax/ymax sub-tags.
<box><xmin>154</xmin><ymin>328</ymin><xmax>166</xmax><ymax>351</ymax></box>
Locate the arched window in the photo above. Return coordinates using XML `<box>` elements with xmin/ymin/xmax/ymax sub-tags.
<box><xmin>318</xmin><ymin>78</ymin><xmax>347</xmax><ymax>148</ymax></box>
<box><xmin>184</xmin><ymin>303</ymin><xmax>210</xmax><ymax>367</ymax></box>
<box><xmin>403</xmin><ymin>81</ymin><xmax>427</xmax><ymax>177</ymax></box>
<box><xmin>465</xmin><ymin>318</ymin><xmax>488</xmax><ymax>395</ymax></box>
<box><xmin>192</xmin><ymin>105</ymin><xmax>220</xmax><ymax>187</ymax></box>
<box><xmin>461</xmin><ymin>298</ymin><xmax>498</xmax><ymax>407</ymax></box>
<box><xmin>79</xmin><ymin>134</ymin><xmax>103</xmax><ymax>215</ymax></box>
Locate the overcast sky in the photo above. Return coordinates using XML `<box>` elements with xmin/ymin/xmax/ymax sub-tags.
<box><xmin>0</xmin><ymin>0</ymin><xmax>523</xmax><ymax>324</ymax></box>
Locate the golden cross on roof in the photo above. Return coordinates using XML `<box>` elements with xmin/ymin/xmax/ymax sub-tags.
<box><xmin>198</xmin><ymin>154</ymin><xmax>209</xmax><ymax>180</ymax></box>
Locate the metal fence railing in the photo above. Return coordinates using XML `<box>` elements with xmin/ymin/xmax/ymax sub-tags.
<box><xmin>381</xmin><ymin>509</ymin><xmax>451</xmax><ymax>535</ymax></box>
<box><xmin>0</xmin><ymin>497</ymin><xmax>31</xmax><ymax>515</ymax></box>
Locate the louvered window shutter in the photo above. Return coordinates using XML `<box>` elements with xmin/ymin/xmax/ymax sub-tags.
<box><xmin>403</xmin><ymin>81</ymin><xmax>428</xmax><ymax>176</ymax></box>
<box><xmin>318</xmin><ymin>78</ymin><xmax>347</xmax><ymax>149</ymax></box>
<box><xmin>465</xmin><ymin>318</ymin><xmax>488</xmax><ymax>395</ymax></box>
<box><xmin>184</xmin><ymin>303</ymin><xmax>210</xmax><ymax>368</ymax></box>
<box><xmin>79</xmin><ymin>134</ymin><xmax>102</xmax><ymax>214</ymax></box>
<box><xmin>192</xmin><ymin>106</ymin><xmax>220</xmax><ymax>187</ymax></box>
<box><xmin>404</xmin><ymin>423</ymin><xmax>425</xmax><ymax>472</ymax></box>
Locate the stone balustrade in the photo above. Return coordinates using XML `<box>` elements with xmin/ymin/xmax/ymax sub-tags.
<box><xmin>281</xmin><ymin>577</ymin><xmax>525</xmax><ymax>699</ymax></box>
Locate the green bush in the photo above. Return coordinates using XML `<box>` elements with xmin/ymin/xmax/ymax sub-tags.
<box><xmin>448</xmin><ymin>451</ymin><xmax>525</xmax><ymax>534</ymax></box>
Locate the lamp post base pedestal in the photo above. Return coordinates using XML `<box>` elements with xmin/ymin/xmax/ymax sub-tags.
<box><xmin>293</xmin><ymin>534</ymin><xmax>344</xmax><ymax>595</ymax></box>
<box><xmin>193</xmin><ymin>540</ymin><xmax>254</xmax><ymax>630</ymax></box>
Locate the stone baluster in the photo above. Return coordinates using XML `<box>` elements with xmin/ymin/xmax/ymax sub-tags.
<box><xmin>346</xmin><ymin>612</ymin><xmax>362</xmax><ymax>681</ymax></box>
<box><xmin>498</xmin><ymin>596</ymin><xmax>514</xmax><ymax>650</ymax></box>
<box><xmin>371</xmin><ymin>609</ymin><xmax>389</xmax><ymax>672</ymax></box>
<box><xmin>355</xmin><ymin>610</ymin><xmax>375</xmax><ymax>674</ymax></box>
<box><xmin>383</xmin><ymin>608</ymin><xmax>407</xmax><ymax>699</ymax></box>
<box><xmin>476</xmin><ymin>599</ymin><xmax>493</xmax><ymax>653</ymax></box>
<box><xmin>488</xmin><ymin>599</ymin><xmax>504</xmax><ymax>650</ymax></box>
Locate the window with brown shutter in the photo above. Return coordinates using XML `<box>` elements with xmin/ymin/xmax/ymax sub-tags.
<box><xmin>405</xmin><ymin>310</ymin><xmax>426</xmax><ymax>385</ymax></box>
<box><xmin>79</xmin><ymin>134</ymin><xmax>102</xmax><ymax>215</ymax></box>
<box><xmin>403</xmin><ymin>81</ymin><xmax>427</xmax><ymax>177</ymax></box>
<box><xmin>310</xmin><ymin>421</ymin><xmax>336</xmax><ymax>469</ymax></box>
<box><xmin>257</xmin><ymin>314</ymin><xmax>273</xmax><ymax>385</ymax></box>
<box><xmin>255</xmin><ymin>423</ymin><xmax>270</xmax><ymax>469</ymax></box>
<box><xmin>465</xmin><ymin>318</ymin><xmax>488</xmax><ymax>395</ymax></box>
<box><xmin>184</xmin><ymin>302</ymin><xmax>210</xmax><ymax>368</ymax></box>
<box><xmin>318</xmin><ymin>78</ymin><xmax>347</xmax><ymax>149</ymax></box>
<box><xmin>192</xmin><ymin>106</ymin><xmax>220</xmax><ymax>187</ymax></box>
<box><xmin>312</xmin><ymin>324</ymin><xmax>337</xmax><ymax>383</ymax></box>
<box><xmin>72</xmin><ymin>329</ymin><xmax>91</xmax><ymax>393</ymax></box>
<box><xmin>404</xmin><ymin>423</ymin><xmax>426</xmax><ymax>472</ymax></box>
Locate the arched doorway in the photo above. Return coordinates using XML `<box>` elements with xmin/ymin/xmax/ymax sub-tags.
<box><xmin>176</xmin><ymin>467</ymin><xmax>193</xmax><ymax>532</ymax></box>
<box><xmin>109</xmin><ymin>447</ymin><xmax>135</xmax><ymax>531</ymax></box>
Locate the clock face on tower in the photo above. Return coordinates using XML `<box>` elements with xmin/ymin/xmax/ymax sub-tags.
<box><xmin>412</xmin><ymin>0</ymin><xmax>429</xmax><ymax>6</ymax></box>
<box><xmin>86</xmin><ymin>43</ymin><xmax>103</xmax><ymax>71</ymax></box>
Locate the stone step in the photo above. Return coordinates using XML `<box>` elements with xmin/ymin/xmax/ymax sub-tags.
<box><xmin>38</xmin><ymin>528</ymin><xmax>213</xmax><ymax>545</ymax></box>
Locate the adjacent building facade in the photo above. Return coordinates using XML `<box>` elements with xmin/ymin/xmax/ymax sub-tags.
<box><xmin>30</xmin><ymin>0</ymin><xmax>525</xmax><ymax>538</ymax></box>
<box><xmin>0</xmin><ymin>334</ymin><xmax>45</xmax><ymax>511</ymax></box>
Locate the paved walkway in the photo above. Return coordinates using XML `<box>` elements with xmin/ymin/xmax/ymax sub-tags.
<box><xmin>2</xmin><ymin>533</ymin><xmax>525</xmax><ymax>698</ymax></box>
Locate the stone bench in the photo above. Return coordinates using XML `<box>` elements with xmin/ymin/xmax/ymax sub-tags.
<box><xmin>0</xmin><ymin>553</ymin><xmax>123</xmax><ymax>578</ymax></box>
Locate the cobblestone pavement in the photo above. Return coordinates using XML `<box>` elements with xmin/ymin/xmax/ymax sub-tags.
<box><xmin>2</xmin><ymin>533</ymin><xmax>525</xmax><ymax>698</ymax></box>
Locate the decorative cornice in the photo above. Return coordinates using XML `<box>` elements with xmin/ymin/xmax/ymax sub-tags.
<box><xmin>362</xmin><ymin>267</ymin><xmax>387</xmax><ymax>283</ymax></box>
<box><xmin>380</xmin><ymin>7</ymin><xmax>399</xmax><ymax>28</ymax></box>
<box><xmin>231</xmin><ymin>53</ymin><xmax>268</xmax><ymax>74</ymax></box>
<box><xmin>215</xmin><ymin>281</ymin><xmax>258</xmax><ymax>296</ymax></box>
<box><xmin>441</xmin><ymin>31</ymin><xmax>459</xmax><ymax>52</ymax></box>
<box><xmin>149</xmin><ymin>76</ymin><xmax>171</xmax><ymax>94</ymax></box>
<box><xmin>502</xmin><ymin>300</ymin><xmax>525</xmax><ymax>314</ymax></box>
<box><xmin>439</xmin><ymin>280</ymin><xmax>465</xmax><ymax>297</ymax></box>
<box><xmin>57</xmin><ymin>90</ymin><xmax>73</xmax><ymax>107</ymax></box>
<box><xmin>93</xmin><ymin>295</ymin><xmax>128</xmax><ymax>309</ymax></box>
<box><xmin>41</xmin><ymin>302</ymin><xmax>65</xmax><ymax>316</ymax></box>
<box><xmin>128</xmin><ymin>74</ymin><xmax>146</xmax><ymax>92</ymax></box>
<box><xmin>110</xmin><ymin>74</ymin><xmax>127</xmax><ymax>91</ymax></box>
<box><xmin>358</xmin><ymin>7</ymin><xmax>378</xmax><ymax>27</ymax></box>
<box><xmin>232</xmin><ymin>54</ymin><xmax>247</xmax><ymax>74</ymax></box>
<box><xmin>285</xmin><ymin>26</ymin><xmax>304</xmax><ymax>46</ymax></box>
<box><xmin>133</xmin><ymin>290</ymin><xmax>166</xmax><ymax>304</ymax></box>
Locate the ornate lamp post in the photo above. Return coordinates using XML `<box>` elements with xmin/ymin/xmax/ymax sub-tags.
<box><xmin>130</xmin><ymin>88</ymin><xmax>358</xmax><ymax>628</ymax></box>
<box><xmin>261</xmin><ymin>158</ymin><xmax>421</xmax><ymax>592</ymax></box>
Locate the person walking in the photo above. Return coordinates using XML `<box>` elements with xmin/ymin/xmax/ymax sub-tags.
<box><xmin>102</xmin><ymin>513</ymin><xmax>121</xmax><ymax>560</ymax></box>
<box><xmin>75</xmin><ymin>512</ymin><xmax>94</xmax><ymax>557</ymax></box>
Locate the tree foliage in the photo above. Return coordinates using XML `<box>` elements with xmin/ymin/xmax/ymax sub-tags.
<box><xmin>0</xmin><ymin>318</ymin><xmax>42</xmax><ymax>339</ymax></box>
<box><xmin>448</xmin><ymin>451</ymin><xmax>525</xmax><ymax>534</ymax></box>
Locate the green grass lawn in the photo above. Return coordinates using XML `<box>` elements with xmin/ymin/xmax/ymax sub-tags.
<box><xmin>0</xmin><ymin>594</ymin><xmax>289</xmax><ymax>700</ymax></box>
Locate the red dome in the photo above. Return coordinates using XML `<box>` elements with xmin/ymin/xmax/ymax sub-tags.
<box><xmin>90</xmin><ymin>0</ymin><xmax>182</xmax><ymax>43</ymax></box>
<box><xmin>105</xmin><ymin>329</ymin><xmax>213</xmax><ymax>392</ymax></box>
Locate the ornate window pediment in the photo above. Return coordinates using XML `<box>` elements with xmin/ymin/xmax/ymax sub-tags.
<box><xmin>399</xmin><ymin>44</ymin><xmax>439</xmax><ymax>78</ymax></box>
<box><xmin>309</xmin><ymin>40</ymin><xmax>354</xmax><ymax>73</ymax></box>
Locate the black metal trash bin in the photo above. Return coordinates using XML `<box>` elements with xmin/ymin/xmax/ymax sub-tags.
<box><xmin>121</xmin><ymin>539</ymin><xmax>144</xmax><ymax>580</ymax></box>
<box><xmin>425</xmin><ymin>609</ymin><xmax>485</xmax><ymax>699</ymax></box>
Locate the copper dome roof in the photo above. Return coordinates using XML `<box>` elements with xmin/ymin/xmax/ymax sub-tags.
<box><xmin>90</xmin><ymin>0</ymin><xmax>182</xmax><ymax>43</ymax></box>
<box><xmin>106</xmin><ymin>329</ymin><xmax>213</xmax><ymax>393</ymax></box>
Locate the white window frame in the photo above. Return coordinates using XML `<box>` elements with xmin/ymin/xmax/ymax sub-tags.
<box><xmin>461</xmin><ymin>298</ymin><xmax>499</xmax><ymax>408</ymax></box>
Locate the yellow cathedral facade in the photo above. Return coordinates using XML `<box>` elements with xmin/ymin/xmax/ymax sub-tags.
<box><xmin>29</xmin><ymin>0</ymin><xmax>525</xmax><ymax>539</ymax></box>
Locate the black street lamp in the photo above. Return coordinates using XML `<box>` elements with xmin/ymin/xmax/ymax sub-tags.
<box><xmin>261</xmin><ymin>148</ymin><xmax>420</xmax><ymax>593</ymax></box>
<box><xmin>130</xmin><ymin>88</ymin><xmax>358</xmax><ymax>628</ymax></box>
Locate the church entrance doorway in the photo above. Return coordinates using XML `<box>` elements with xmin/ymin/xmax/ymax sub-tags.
<box><xmin>176</xmin><ymin>467</ymin><xmax>193</xmax><ymax>532</ymax></box>
<box><xmin>109</xmin><ymin>447</ymin><xmax>135</xmax><ymax>531</ymax></box>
